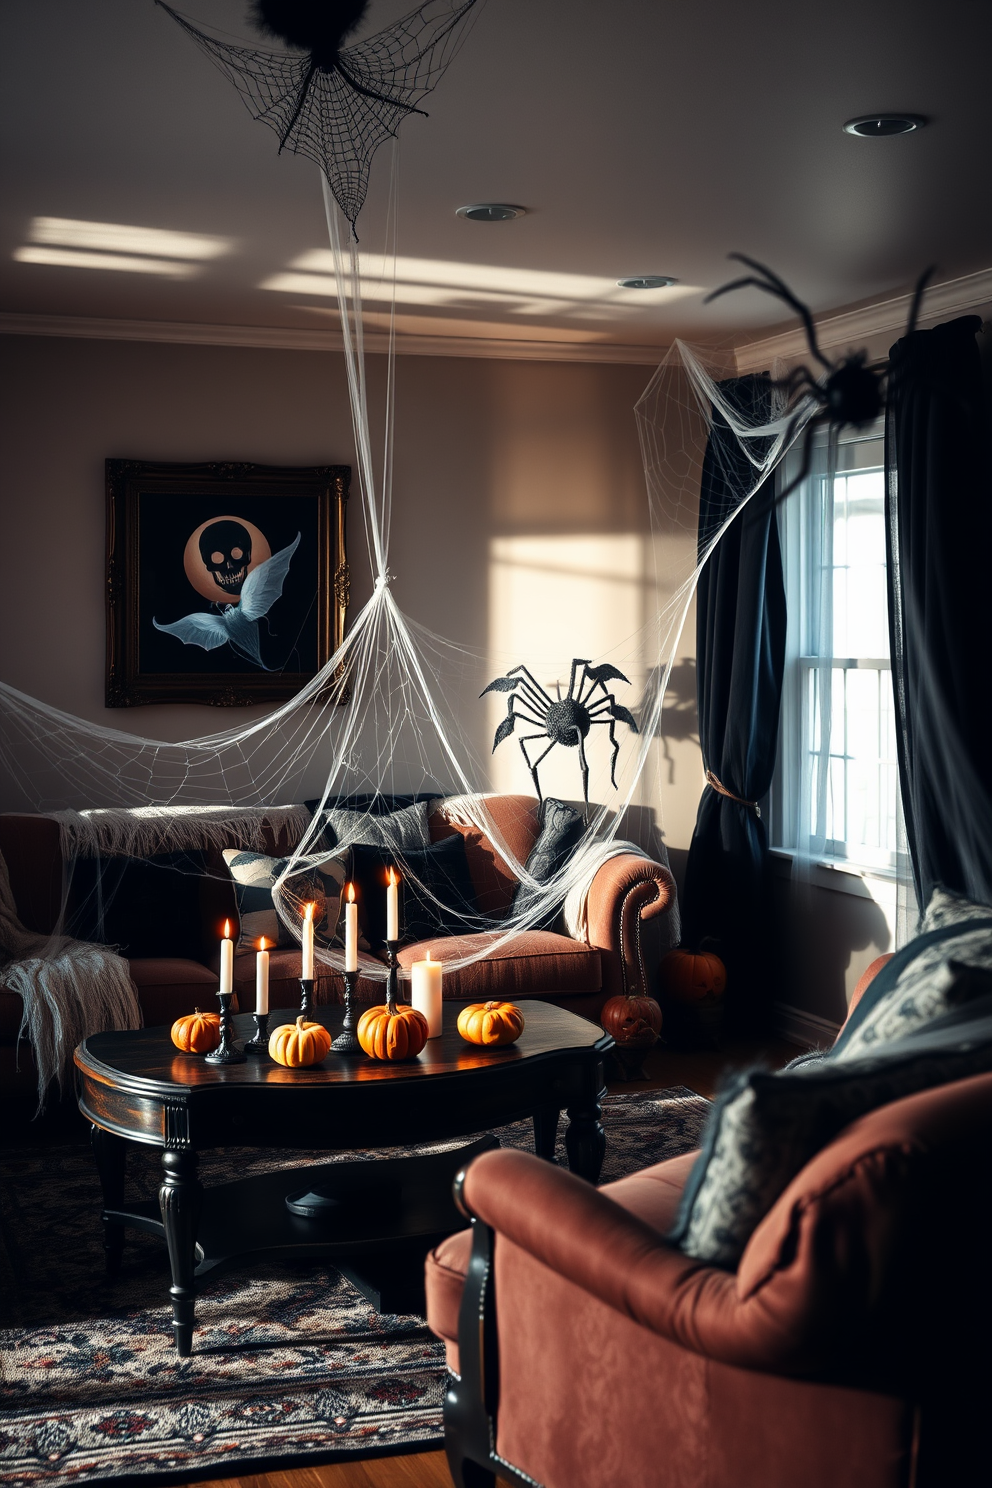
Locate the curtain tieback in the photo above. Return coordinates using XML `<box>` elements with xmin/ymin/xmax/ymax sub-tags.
<box><xmin>705</xmin><ymin>769</ymin><xmax>761</xmax><ymax>817</ymax></box>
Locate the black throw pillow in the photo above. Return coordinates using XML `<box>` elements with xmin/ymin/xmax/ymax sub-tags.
<box><xmin>66</xmin><ymin>851</ymin><xmax>209</xmax><ymax>961</ymax></box>
<box><xmin>511</xmin><ymin>797</ymin><xmax>587</xmax><ymax>931</ymax></box>
<box><xmin>351</xmin><ymin>833</ymin><xmax>479</xmax><ymax>947</ymax></box>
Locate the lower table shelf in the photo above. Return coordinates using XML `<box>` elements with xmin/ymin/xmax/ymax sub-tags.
<box><xmin>105</xmin><ymin>1135</ymin><xmax>497</xmax><ymax>1315</ymax></box>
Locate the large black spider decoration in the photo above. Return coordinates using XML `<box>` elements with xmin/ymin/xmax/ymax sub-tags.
<box><xmin>705</xmin><ymin>254</ymin><xmax>935</xmax><ymax>506</ymax></box>
<box><xmin>155</xmin><ymin>0</ymin><xmax>483</xmax><ymax>229</ymax></box>
<box><xmin>482</xmin><ymin>660</ymin><xmax>639</xmax><ymax>807</ymax></box>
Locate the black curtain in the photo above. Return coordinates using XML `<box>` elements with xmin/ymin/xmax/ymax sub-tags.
<box><xmin>681</xmin><ymin>375</ymin><xmax>786</xmax><ymax>1030</ymax></box>
<box><xmin>886</xmin><ymin>315</ymin><xmax>992</xmax><ymax>908</ymax></box>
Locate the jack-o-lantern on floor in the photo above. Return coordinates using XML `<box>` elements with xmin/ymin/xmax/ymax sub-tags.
<box><xmin>658</xmin><ymin>945</ymin><xmax>727</xmax><ymax>1047</ymax></box>
<box><xmin>599</xmin><ymin>990</ymin><xmax>663</xmax><ymax>1080</ymax></box>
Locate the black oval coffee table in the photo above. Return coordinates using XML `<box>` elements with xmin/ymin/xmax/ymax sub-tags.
<box><xmin>75</xmin><ymin>999</ymin><xmax>612</xmax><ymax>1356</ymax></box>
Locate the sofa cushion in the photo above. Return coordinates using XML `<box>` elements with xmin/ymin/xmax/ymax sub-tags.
<box><xmin>429</xmin><ymin>795</ymin><xmax>540</xmax><ymax>919</ymax></box>
<box><xmin>67</xmin><ymin>851</ymin><xmax>209</xmax><ymax>961</ymax></box>
<box><xmin>128</xmin><ymin>957</ymin><xmax>220</xmax><ymax>1028</ymax></box>
<box><xmin>511</xmin><ymin>797</ymin><xmax>587</xmax><ymax>930</ymax></box>
<box><xmin>317</xmin><ymin>800</ymin><xmax>431</xmax><ymax>851</ymax></box>
<box><xmin>352</xmin><ymin>834</ymin><xmax>478</xmax><ymax>946</ymax></box>
<box><xmin>670</xmin><ymin>993</ymin><xmax>992</xmax><ymax>1269</ymax></box>
<box><xmin>397</xmin><ymin>930</ymin><xmax>601</xmax><ymax>999</ymax></box>
<box><xmin>222</xmin><ymin>847</ymin><xmax>352</xmax><ymax>951</ymax></box>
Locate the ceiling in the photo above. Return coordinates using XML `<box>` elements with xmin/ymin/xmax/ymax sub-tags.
<box><xmin>1</xmin><ymin>0</ymin><xmax>990</xmax><ymax>351</ymax></box>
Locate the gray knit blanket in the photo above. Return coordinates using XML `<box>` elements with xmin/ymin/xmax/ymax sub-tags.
<box><xmin>0</xmin><ymin>849</ymin><xmax>140</xmax><ymax>1112</ymax></box>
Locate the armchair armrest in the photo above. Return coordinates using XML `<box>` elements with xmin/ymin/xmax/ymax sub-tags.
<box><xmin>584</xmin><ymin>854</ymin><xmax>677</xmax><ymax>998</ymax></box>
<box><xmin>460</xmin><ymin>1146</ymin><xmax>738</xmax><ymax>1360</ymax></box>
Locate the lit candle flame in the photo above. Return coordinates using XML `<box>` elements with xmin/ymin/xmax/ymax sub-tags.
<box><xmin>346</xmin><ymin>882</ymin><xmax>356</xmax><ymax>903</ymax></box>
<box><xmin>387</xmin><ymin>866</ymin><xmax>399</xmax><ymax>887</ymax></box>
<box><xmin>258</xmin><ymin>936</ymin><xmax>268</xmax><ymax>951</ymax></box>
<box><xmin>304</xmin><ymin>902</ymin><xmax>316</xmax><ymax>923</ymax></box>
<box><xmin>223</xmin><ymin>919</ymin><xmax>231</xmax><ymax>939</ymax></box>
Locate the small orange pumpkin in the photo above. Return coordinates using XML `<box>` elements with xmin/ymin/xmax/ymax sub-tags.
<box><xmin>600</xmin><ymin>994</ymin><xmax>662</xmax><ymax>1047</ymax></box>
<box><xmin>171</xmin><ymin>1008</ymin><xmax>221</xmax><ymax>1054</ymax></box>
<box><xmin>357</xmin><ymin>1002</ymin><xmax>429</xmax><ymax>1061</ymax></box>
<box><xmin>457</xmin><ymin>1001</ymin><xmax>525</xmax><ymax>1047</ymax></box>
<box><xmin>268</xmin><ymin>1016</ymin><xmax>333</xmax><ymax>1067</ymax></box>
<box><xmin>659</xmin><ymin>949</ymin><xmax>727</xmax><ymax>1004</ymax></box>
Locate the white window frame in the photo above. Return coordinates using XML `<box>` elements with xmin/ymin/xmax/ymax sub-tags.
<box><xmin>770</xmin><ymin>419</ymin><xmax>905</xmax><ymax>879</ymax></box>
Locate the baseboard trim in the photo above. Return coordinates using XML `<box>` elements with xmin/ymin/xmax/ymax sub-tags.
<box><xmin>773</xmin><ymin>1001</ymin><xmax>841</xmax><ymax>1050</ymax></box>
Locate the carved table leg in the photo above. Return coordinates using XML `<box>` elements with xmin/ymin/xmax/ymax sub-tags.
<box><xmin>159</xmin><ymin>1149</ymin><xmax>202</xmax><ymax>1357</ymax></box>
<box><xmin>532</xmin><ymin>1105</ymin><xmax>560</xmax><ymax>1162</ymax></box>
<box><xmin>564</xmin><ymin>1093</ymin><xmax>606</xmax><ymax>1183</ymax></box>
<box><xmin>91</xmin><ymin>1124</ymin><xmax>127</xmax><ymax>1280</ymax></box>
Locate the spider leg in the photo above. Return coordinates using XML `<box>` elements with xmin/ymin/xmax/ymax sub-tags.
<box><xmin>577</xmin><ymin>734</ymin><xmax>590</xmax><ymax>808</ymax></box>
<box><xmin>519</xmin><ymin>734</ymin><xmax>558</xmax><ymax>803</ymax></box>
<box><xmin>770</xmin><ymin>415</ymin><xmax>819</xmax><ymax>511</ymax></box>
<box><xmin>334</xmin><ymin>60</ymin><xmax>429</xmax><ymax>117</ymax></box>
<box><xmin>506</xmin><ymin>664</ymin><xmax>554</xmax><ymax>715</ymax></box>
<box><xmin>566</xmin><ymin>657</ymin><xmax>589</xmax><ymax>702</ymax></box>
<box><xmin>706</xmin><ymin>255</ymin><xmax>832</xmax><ymax>373</ymax></box>
<box><xmin>905</xmin><ymin>265</ymin><xmax>936</xmax><ymax>337</ymax></box>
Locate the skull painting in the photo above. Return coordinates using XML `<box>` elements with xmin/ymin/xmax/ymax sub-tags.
<box><xmin>199</xmin><ymin>519</ymin><xmax>252</xmax><ymax>596</ymax></box>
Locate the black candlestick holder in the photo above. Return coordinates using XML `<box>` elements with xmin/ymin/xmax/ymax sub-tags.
<box><xmin>299</xmin><ymin>978</ymin><xmax>315</xmax><ymax>1021</ymax></box>
<box><xmin>244</xmin><ymin>1010</ymin><xmax>271</xmax><ymax>1055</ymax></box>
<box><xmin>331</xmin><ymin>969</ymin><xmax>362</xmax><ymax>1054</ymax></box>
<box><xmin>204</xmin><ymin>990</ymin><xmax>246</xmax><ymax>1065</ymax></box>
<box><xmin>384</xmin><ymin>939</ymin><xmax>400</xmax><ymax>1011</ymax></box>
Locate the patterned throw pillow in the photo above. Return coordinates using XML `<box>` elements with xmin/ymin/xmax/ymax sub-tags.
<box><xmin>222</xmin><ymin>848</ymin><xmax>352</xmax><ymax>951</ymax></box>
<box><xmin>669</xmin><ymin>1000</ymin><xmax>992</xmax><ymax>1269</ymax></box>
<box><xmin>316</xmin><ymin>801</ymin><xmax>431</xmax><ymax>852</ymax></box>
<box><xmin>511</xmin><ymin>797</ymin><xmax>586</xmax><ymax>931</ymax></box>
<box><xmin>670</xmin><ymin>896</ymin><xmax>992</xmax><ymax>1270</ymax></box>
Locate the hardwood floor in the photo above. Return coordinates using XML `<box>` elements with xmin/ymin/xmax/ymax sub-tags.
<box><xmin>190</xmin><ymin>1452</ymin><xmax>459</xmax><ymax>1488</ymax></box>
<box><xmin>173</xmin><ymin>1035</ymin><xmax>801</xmax><ymax>1488</ymax></box>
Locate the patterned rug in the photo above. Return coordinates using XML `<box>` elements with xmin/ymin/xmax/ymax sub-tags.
<box><xmin>0</xmin><ymin>1088</ymin><xmax>709</xmax><ymax>1488</ymax></box>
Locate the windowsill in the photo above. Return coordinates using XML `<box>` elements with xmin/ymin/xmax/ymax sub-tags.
<box><xmin>769</xmin><ymin>847</ymin><xmax>900</xmax><ymax>896</ymax></box>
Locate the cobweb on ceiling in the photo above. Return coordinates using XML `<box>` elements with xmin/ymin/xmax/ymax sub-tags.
<box><xmin>155</xmin><ymin>0</ymin><xmax>483</xmax><ymax>228</ymax></box>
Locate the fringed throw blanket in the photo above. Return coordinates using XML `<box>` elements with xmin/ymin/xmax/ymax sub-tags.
<box><xmin>51</xmin><ymin>802</ymin><xmax>312</xmax><ymax>859</ymax></box>
<box><xmin>0</xmin><ymin>849</ymin><xmax>140</xmax><ymax>1111</ymax></box>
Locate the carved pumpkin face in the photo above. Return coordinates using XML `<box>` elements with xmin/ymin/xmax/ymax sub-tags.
<box><xmin>601</xmin><ymin>994</ymin><xmax>662</xmax><ymax>1046</ymax></box>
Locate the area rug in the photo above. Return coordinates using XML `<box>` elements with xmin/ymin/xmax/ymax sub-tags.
<box><xmin>0</xmin><ymin>1088</ymin><xmax>709</xmax><ymax>1488</ymax></box>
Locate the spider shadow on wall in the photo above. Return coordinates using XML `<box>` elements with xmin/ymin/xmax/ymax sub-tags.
<box><xmin>641</xmin><ymin>659</ymin><xmax>700</xmax><ymax>786</ymax></box>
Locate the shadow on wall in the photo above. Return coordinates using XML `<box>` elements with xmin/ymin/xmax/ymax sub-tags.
<box><xmin>771</xmin><ymin>868</ymin><xmax>892</xmax><ymax>1027</ymax></box>
<box><xmin>641</xmin><ymin>658</ymin><xmax>699</xmax><ymax>785</ymax></box>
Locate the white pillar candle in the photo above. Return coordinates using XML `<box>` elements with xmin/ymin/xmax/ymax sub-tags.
<box><xmin>411</xmin><ymin>951</ymin><xmax>443</xmax><ymax>1038</ymax></box>
<box><xmin>386</xmin><ymin>868</ymin><xmax>400</xmax><ymax>942</ymax></box>
<box><xmin>255</xmin><ymin>937</ymin><xmax>270</xmax><ymax>1015</ymax></box>
<box><xmin>219</xmin><ymin>919</ymin><xmax>234</xmax><ymax>996</ymax></box>
<box><xmin>344</xmin><ymin>883</ymin><xmax>359</xmax><ymax>973</ymax></box>
<box><xmin>302</xmin><ymin>902</ymin><xmax>315</xmax><ymax>981</ymax></box>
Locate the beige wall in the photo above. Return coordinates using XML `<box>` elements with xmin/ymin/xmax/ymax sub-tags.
<box><xmin>0</xmin><ymin>333</ymin><xmax>704</xmax><ymax>861</ymax></box>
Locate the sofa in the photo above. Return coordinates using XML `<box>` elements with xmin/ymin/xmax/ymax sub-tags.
<box><xmin>427</xmin><ymin>957</ymin><xmax>992</xmax><ymax>1487</ymax></box>
<box><xmin>0</xmin><ymin>794</ymin><xmax>676</xmax><ymax>1097</ymax></box>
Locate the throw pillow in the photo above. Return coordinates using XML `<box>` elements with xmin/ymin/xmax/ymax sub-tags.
<box><xmin>669</xmin><ymin>995</ymin><xmax>992</xmax><ymax>1269</ymax></box>
<box><xmin>316</xmin><ymin>800</ymin><xmax>431</xmax><ymax>852</ymax></box>
<box><xmin>67</xmin><ymin>851</ymin><xmax>208</xmax><ymax>961</ymax></box>
<box><xmin>511</xmin><ymin>797</ymin><xmax>586</xmax><ymax>930</ymax></box>
<box><xmin>351</xmin><ymin>834</ymin><xmax>478</xmax><ymax>947</ymax></box>
<box><xmin>222</xmin><ymin>848</ymin><xmax>352</xmax><ymax>951</ymax></box>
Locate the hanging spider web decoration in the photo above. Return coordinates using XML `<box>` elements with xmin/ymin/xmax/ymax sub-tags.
<box><xmin>155</xmin><ymin>0</ymin><xmax>483</xmax><ymax>228</ymax></box>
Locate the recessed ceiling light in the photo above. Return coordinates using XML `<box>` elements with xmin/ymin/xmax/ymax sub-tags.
<box><xmin>455</xmin><ymin>203</ymin><xmax>526</xmax><ymax>222</ymax></box>
<box><xmin>843</xmin><ymin>114</ymin><xmax>927</xmax><ymax>137</ymax></box>
<box><xmin>617</xmin><ymin>275</ymin><xmax>678</xmax><ymax>290</ymax></box>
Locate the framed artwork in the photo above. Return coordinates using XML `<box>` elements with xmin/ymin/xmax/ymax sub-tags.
<box><xmin>106</xmin><ymin>459</ymin><xmax>349</xmax><ymax>707</ymax></box>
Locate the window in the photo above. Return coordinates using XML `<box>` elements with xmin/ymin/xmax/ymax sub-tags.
<box><xmin>772</xmin><ymin>421</ymin><xmax>901</xmax><ymax>873</ymax></box>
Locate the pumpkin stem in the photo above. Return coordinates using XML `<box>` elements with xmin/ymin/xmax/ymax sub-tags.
<box><xmin>296</xmin><ymin>1015</ymin><xmax>306</xmax><ymax>1028</ymax></box>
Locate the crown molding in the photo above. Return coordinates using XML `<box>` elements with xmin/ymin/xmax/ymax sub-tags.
<box><xmin>734</xmin><ymin>265</ymin><xmax>992</xmax><ymax>373</ymax></box>
<box><xmin>0</xmin><ymin>310</ymin><xmax>669</xmax><ymax>365</ymax></box>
